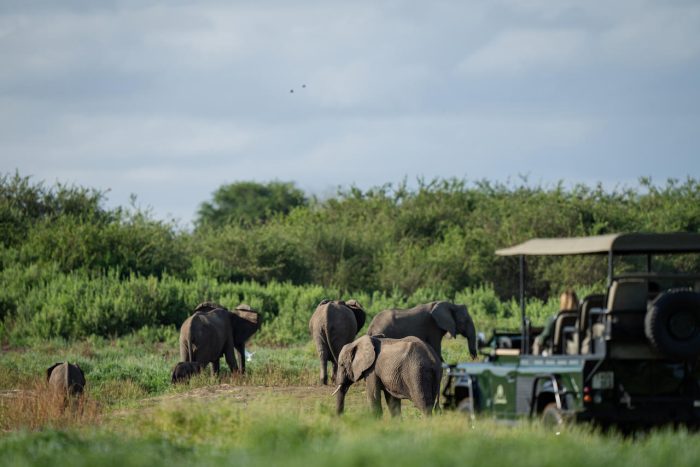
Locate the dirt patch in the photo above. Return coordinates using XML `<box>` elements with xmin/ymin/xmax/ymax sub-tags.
<box><xmin>157</xmin><ymin>384</ymin><xmax>333</xmax><ymax>404</ymax></box>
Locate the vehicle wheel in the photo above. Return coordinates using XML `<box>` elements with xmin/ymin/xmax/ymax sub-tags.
<box><xmin>541</xmin><ymin>402</ymin><xmax>565</xmax><ymax>431</ymax></box>
<box><xmin>645</xmin><ymin>290</ymin><xmax>700</xmax><ymax>359</ymax></box>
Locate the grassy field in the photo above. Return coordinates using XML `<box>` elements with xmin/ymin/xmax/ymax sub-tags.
<box><xmin>2</xmin><ymin>332</ymin><xmax>700</xmax><ymax>467</ymax></box>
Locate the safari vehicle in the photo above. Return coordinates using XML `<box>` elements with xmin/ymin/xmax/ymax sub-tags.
<box><xmin>442</xmin><ymin>233</ymin><xmax>700</xmax><ymax>428</ymax></box>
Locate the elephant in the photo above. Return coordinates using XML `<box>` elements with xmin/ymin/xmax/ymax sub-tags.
<box><xmin>179</xmin><ymin>302</ymin><xmax>261</xmax><ymax>376</ymax></box>
<box><xmin>171</xmin><ymin>361</ymin><xmax>203</xmax><ymax>384</ymax></box>
<box><xmin>333</xmin><ymin>335</ymin><xmax>442</xmax><ymax>417</ymax></box>
<box><xmin>366</xmin><ymin>301</ymin><xmax>477</xmax><ymax>361</ymax></box>
<box><xmin>46</xmin><ymin>362</ymin><xmax>85</xmax><ymax>400</ymax></box>
<box><xmin>308</xmin><ymin>299</ymin><xmax>366</xmax><ymax>385</ymax></box>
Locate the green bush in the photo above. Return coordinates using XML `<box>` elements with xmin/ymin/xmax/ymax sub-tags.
<box><xmin>2</xmin><ymin>172</ymin><xmax>700</xmax><ymax>343</ymax></box>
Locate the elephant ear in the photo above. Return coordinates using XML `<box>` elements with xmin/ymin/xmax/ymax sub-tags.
<box><xmin>232</xmin><ymin>308</ymin><xmax>261</xmax><ymax>344</ymax></box>
<box><xmin>431</xmin><ymin>302</ymin><xmax>457</xmax><ymax>338</ymax></box>
<box><xmin>345</xmin><ymin>299</ymin><xmax>366</xmax><ymax>331</ymax></box>
<box><xmin>351</xmin><ymin>336</ymin><xmax>376</xmax><ymax>382</ymax></box>
<box><xmin>46</xmin><ymin>362</ymin><xmax>62</xmax><ymax>382</ymax></box>
<box><xmin>70</xmin><ymin>363</ymin><xmax>86</xmax><ymax>387</ymax></box>
<box><xmin>74</xmin><ymin>363</ymin><xmax>86</xmax><ymax>382</ymax></box>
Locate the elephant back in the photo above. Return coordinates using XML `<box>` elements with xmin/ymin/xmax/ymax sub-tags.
<box><xmin>328</xmin><ymin>301</ymin><xmax>360</xmax><ymax>336</ymax></box>
<box><xmin>47</xmin><ymin>362</ymin><xmax>85</xmax><ymax>395</ymax></box>
<box><xmin>367</xmin><ymin>306</ymin><xmax>433</xmax><ymax>339</ymax></box>
<box><xmin>375</xmin><ymin>337</ymin><xmax>441</xmax><ymax>397</ymax></box>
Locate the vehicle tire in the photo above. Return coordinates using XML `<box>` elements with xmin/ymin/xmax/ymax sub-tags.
<box><xmin>645</xmin><ymin>290</ymin><xmax>700</xmax><ymax>359</ymax></box>
<box><xmin>541</xmin><ymin>402</ymin><xmax>565</xmax><ymax>430</ymax></box>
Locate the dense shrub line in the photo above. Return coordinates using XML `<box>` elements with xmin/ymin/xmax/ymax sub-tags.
<box><xmin>1</xmin><ymin>172</ymin><xmax>698</xmax><ymax>341</ymax></box>
<box><xmin>3</xmin><ymin>173</ymin><xmax>699</xmax><ymax>299</ymax></box>
<box><xmin>0</xmin><ymin>265</ymin><xmax>570</xmax><ymax>343</ymax></box>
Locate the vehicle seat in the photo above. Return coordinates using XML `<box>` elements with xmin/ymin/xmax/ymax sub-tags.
<box><xmin>552</xmin><ymin>311</ymin><xmax>578</xmax><ymax>354</ymax></box>
<box><xmin>605</xmin><ymin>278</ymin><xmax>648</xmax><ymax>340</ymax></box>
<box><xmin>607</xmin><ymin>278</ymin><xmax>647</xmax><ymax>311</ymax></box>
<box><xmin>577</xmin><ymin>294</ymin><xmax>605</xmax><ymax>354</ymax></box>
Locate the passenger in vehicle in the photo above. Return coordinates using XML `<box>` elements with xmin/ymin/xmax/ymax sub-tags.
<box><xmin>532</xmin><ymin>289</ymin><xmax>579</xmax><ymax>355</ymax></box>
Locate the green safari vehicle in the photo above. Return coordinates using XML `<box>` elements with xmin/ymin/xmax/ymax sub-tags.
<box><xmin>442</xmin><ymin>233</ymin><xmax>700</xmax><ymax>428</ymax></box>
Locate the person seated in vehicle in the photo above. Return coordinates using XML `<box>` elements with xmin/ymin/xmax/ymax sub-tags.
<box><xmin>532</xmin><ymin>289</ymin><xmax>579</xmax><ymax>356</ymax></box>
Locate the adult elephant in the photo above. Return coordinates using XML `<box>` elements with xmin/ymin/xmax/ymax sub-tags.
<box><xmin>179</xmin><ymin>302</ymin><xmax>261</xmax><ymax>376</ymax></box>
<box><xmin>309</xmin><ymin>299</ymin><xmax>366</xmax><ymax>385</ymax></box>
<box><xmin>333</xmin><ymin>335</ymin><xmax>442</xmax><ymax>417</ymax></box>
<box><xmin>367</xmin><ymin>301</ymin><xmax>477</xmax><ymax>361</ymax></box>
<box><xmin>46</xmin><ymin>362</ymin><xmax>85</xmax><ymax>397</ymax></box>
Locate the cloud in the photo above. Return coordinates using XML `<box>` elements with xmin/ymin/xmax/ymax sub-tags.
<box><xmin>600</xmin><ymin>4</ymin><xmax>700</xmax><ymax>65</ymax></box>
<box><xmin>1</xmin><ymin>0</ymin><xmax>699</xmax><ymax>226</ymax></box>
<box><xmin>457</xmin><ymin>28</ymin><xmax>588</xmax><ymax>76</ymax></box>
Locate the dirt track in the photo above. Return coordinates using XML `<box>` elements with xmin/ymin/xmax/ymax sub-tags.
<box><xmin>150</xmin><ymin>384</ymin><xmax>336</xmax><ymax>405</ymax></box>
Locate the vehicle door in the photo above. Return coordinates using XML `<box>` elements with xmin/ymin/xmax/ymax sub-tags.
<box><xmin>486</xmin><ymin>350</ymin><xmax>520</xmax><ymax>419</ymax></box>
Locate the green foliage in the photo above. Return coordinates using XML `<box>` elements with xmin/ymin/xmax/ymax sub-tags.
<box><xmin>0</xmin><ymin>262</ymin><xmax>568</xmax><ymax>343</ymax></box>
<box><xmin>0</xmin><ymin>172</ymin><xmax>109</xmax><ymax>250</ymax></box>
<box><xmin>2</xmin><ymin>172</ymin><xmax>700</xmax><ymax>342</ymax></box>
<box><xmin>196</xmin><ymin>180</ymin><xmax>307</xmax><ymax>228</ymax></box>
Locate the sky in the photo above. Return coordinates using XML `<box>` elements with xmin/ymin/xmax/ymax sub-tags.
<box><xmin>1</xmin><ymin>0</ymin><xmax>699</xmax><ymax>226</ymax></box>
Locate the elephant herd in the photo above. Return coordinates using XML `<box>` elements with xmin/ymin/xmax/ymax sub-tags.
<box><xmin>173</xmin><ymin>301</ymin><xmax>261</xmax><ymax>381</ymax></box>
<box><xmin>45</xmin><ymin>299</ymin><xmax>477</xmax><ymax>419</ymax></box>
<box><xmin>310</xmin><ymin>299</ymin><xmax>477</xmax><ymax>417</ymax></box>
<box><xmin>43</xmin><ymin>301</ymin><xmax>263</xmax><ymax>405</ymax></box>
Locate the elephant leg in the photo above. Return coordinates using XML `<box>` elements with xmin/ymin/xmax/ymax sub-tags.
<box><xmin>384</xmin><ymin>392</ymin><xmax>402</xmax><ymax>418</ymax></box>
<box><xmin>224</xmin><ymin>341</ymin><xmax>239</xmax><ymax>375</ymax></box>
<box><xmin>412</xmin><ymin>398</ymin><xmax>432</xmax><ymax>416</ymax></box>
<box><xmin>365</xmin><ymin>373</ymin><xmax>383</xmax><ymax>417</ymax></box>
<box><xmin>318</xmin><ymin>346</ymin><xmax>329</xmax><ymax>385</ymax></box>
<box><xmin>330</xmin><ymin>361</ymin><xmax>338</xmax><ymax>386</ymax></box>
<box><xmin>234</xmin><ymin>343</ymin><xmax>246</xmax><ymax>375</ymax></box>
<box><xmin>320</xmin><ymin>358</ymin><xmax>328</xmax><ymax>386</ymax></box>
<box><xmin>211</xmin><ymin>360</ymin><xmax>220</xmax><ymax>376</ymax></box>
<box><xmin>412</xmin><ymin>384</ymin><xmax>436</xmax><ymax>416</ymax></box>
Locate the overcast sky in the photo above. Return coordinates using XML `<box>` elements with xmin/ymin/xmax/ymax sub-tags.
<box><xmin>2</xmin><ymin>0</ymin><xmax>699</xmax><ymax>226</ymax></box>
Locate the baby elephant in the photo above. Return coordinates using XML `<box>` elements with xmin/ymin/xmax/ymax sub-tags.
<box><xmin>334</xmin><ymin>335</ymin><xmax>442</xmax><ymax>417</ymax></box>
<box><xmin>46</xmin><ymin>362</ymin><xmax>86</xmax><ymax>398</ymax></box>
<box><xmin>171</xmin><ymin>361</ymin><xmax>203</xmax><ymax>384</ymax></box>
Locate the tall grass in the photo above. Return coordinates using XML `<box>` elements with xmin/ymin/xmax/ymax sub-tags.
<box><xmin>3</xmin><ymin>386</ymin><xmax>700</xmax><ymax>467</ymax></box>
<box><xmin>0</xmin><ymin>379</ymin><xmax>100</xmax><ymax>432</ymax></box>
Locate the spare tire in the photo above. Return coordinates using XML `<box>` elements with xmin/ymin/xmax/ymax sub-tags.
<box><xmin>645</xmin><ymin>290</ymin><xmax>700</xmax><ymax>359</ymax></box>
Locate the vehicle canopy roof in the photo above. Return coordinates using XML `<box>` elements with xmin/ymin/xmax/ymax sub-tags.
<box><xmin>495</xmin><ymin>232</ymin><xmax>700</xmax><ymax>256</ymax></box>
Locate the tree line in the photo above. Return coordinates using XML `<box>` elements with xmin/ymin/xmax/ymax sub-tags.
<box><xmin>3</xmin><ymin>172</ymin><xmax>700</xmax><ymax>299</ymax></box>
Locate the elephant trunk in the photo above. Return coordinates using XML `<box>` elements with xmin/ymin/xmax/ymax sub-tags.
<box><xmin>335</xmin><ymin>383</ymin><xmax>351</xmax><ymax>415</ymax></box>
<box><xmin>465</xmin><ymin>317</ymin><xmax>478</xmax><ymax>359</ymax></box>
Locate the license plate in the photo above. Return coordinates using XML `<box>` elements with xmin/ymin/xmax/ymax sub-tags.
<box><xmin>592</xmin><ymin>371</ymin><xmax>614</xmax><ymax>390</ymax></box>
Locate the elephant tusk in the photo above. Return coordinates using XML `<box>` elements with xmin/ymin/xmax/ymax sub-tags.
<box><xmin>331</xmin><ymin>385</ymin><xmax>342</xmax><ymax>396</ymax></box>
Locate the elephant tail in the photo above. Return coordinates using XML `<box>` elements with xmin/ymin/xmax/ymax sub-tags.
<box><xmin>432</xmin><ymin>368</ymin><xmax>442</xmax><ymax>413</ymax></box>
<box><xmin>180</xmin><ymin>336</ymin><xmax>192</xmax><ymax>362</ymax></box>
<box><xmin>323</xmin><ymin>326</ymin><xmax>339</xmax><ymax>364</ymax></box>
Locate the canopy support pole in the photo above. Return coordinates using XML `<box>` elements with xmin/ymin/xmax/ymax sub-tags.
<box><xmin>519</xmin><ymin>255</ymin><xmax>528</xmax><ymax>354</ymax></box>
